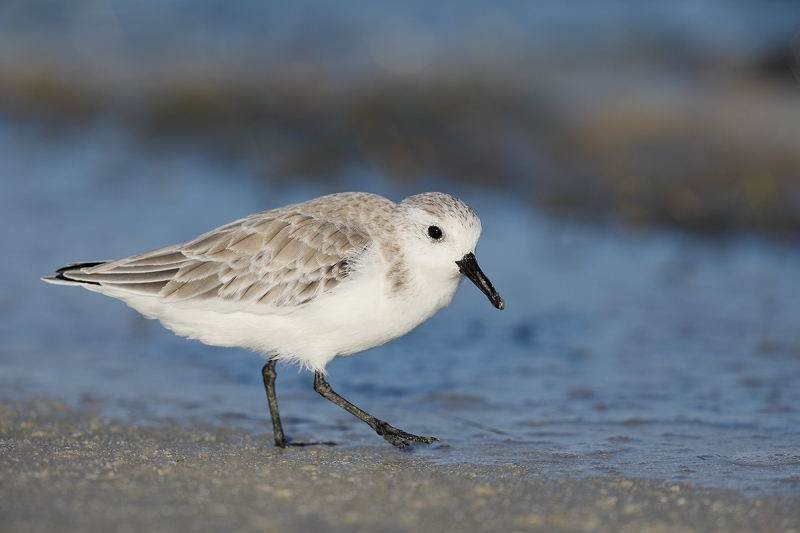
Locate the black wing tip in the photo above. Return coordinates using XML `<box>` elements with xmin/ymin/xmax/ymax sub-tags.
<box><xmin>51</xmin><ymin>261</ymin><xmax>108</xmax><ymax>286</ymax></box>
<box><xmin>55</xmin><ymin>261</ymin><xmax>107</xmax><ymax>275</ymax></box>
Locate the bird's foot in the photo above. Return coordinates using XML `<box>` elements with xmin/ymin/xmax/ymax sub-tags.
<box><xmin>375</xmin><ymin>421</ymin><xmax>438</xmax><ymax>449</ymax></box>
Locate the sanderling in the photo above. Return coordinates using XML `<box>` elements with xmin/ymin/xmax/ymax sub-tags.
<box><xmin>43</xmin><ymin>192</ymin><xmax>504</xmax><ymax>448</ymax></box>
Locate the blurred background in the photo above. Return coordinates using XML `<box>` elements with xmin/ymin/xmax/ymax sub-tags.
<box><xmin>2</xmin><ymin>0</ymin><xmax>800</xmax><ymax>232</ymax></box>
<box><xmin>1</xmin><ymin>0</ymin><xmax>800</xmax><ymax>494</ymax></box>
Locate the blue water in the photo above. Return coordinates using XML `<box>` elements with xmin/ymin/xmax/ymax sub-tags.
<box><xmin>1</xmin><ymin>120</ymin><xmax>799</xmax><ymax>496</ymax></box>
<box><xmin>2</xmin><ymin>0</ymin><xmax>798</xmax><ymax>76</ymax></box>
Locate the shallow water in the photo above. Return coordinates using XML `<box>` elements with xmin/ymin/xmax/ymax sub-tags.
<box><xmin>1</xmin><ymin>121</ymin><xmax>799</xmax><ymax>497</ymax></box>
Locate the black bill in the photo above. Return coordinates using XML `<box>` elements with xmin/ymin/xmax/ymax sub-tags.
<box><xmin>456</xmin><ymin>252</ymin><xmax>505</xmax><ymax>310</ymax></box>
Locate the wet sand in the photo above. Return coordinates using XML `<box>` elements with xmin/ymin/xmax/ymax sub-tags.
<box><xmin>2</xmin><ymin>400</ymin><xmax>797</xmax><ymax>533</ymax></box>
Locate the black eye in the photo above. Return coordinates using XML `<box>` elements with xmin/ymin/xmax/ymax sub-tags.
<box><xmin>428</xmin><ymin>226</ymin><xmax>443</xmax><ymax>240</ymax></box>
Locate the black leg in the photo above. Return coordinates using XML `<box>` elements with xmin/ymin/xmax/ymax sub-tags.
<box><xmin>262</xmin><ymin>360</ymin><xmax>288</xmax><ymax>448</ymax></box>
<box><xmin>313</xmin><ymin>372</ymin><xmax>438</xmax><ymax>449</ymax></box>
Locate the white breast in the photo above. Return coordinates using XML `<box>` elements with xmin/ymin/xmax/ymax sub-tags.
<box><xmin>97</xmin><ymin>245</ymin><xmax>460</xmax><ymax>373</ymax></box>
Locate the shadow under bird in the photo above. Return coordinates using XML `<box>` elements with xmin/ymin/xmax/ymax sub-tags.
<box><xmin>43</xmin><ymin>192</ymin><xmax>504</xmax><ymax>448</ymax></box>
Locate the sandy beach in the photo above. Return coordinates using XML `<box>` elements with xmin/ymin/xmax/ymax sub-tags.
<box><xmin>2</xmin><ymin>399</ymin><xmax>797</xmax><ymax>533</ymax></box>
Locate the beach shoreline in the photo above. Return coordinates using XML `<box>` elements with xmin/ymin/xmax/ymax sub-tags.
<box><xmin>2</xmin><ymin>399</ymin><xmax>797</xmax><ymax>533</ymax></box>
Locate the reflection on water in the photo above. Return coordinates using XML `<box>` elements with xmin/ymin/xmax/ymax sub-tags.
<box><xmin>1</xmin><ymin>121</ymin><xmax>798</xmax><ymax>496</ymax></box>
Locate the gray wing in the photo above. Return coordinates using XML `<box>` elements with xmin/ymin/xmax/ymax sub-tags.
<box><xmin>60</xmin><ymin>212</ymin><xmax>371</xmax><ymax>312</ymax></box>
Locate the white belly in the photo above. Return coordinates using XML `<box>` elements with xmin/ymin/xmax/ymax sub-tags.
<box><xmin>99</xmin><ymin>259</ymin><xmax>460</xmax><ymax>373</ymax></box>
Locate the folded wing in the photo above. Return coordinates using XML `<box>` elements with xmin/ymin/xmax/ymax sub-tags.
<box><xmin>52</xmin><ymin>212</ymin><xmax>371</xmax><ymax>313</ymax></box>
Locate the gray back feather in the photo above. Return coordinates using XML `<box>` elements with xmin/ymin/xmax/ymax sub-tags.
<box><xmin>61</xmin><ymin>193</ymin><xmax>389</xmax><ymax>311</ymax></box>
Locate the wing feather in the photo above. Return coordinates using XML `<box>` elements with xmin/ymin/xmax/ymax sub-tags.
<box><xmin>124</xmin><ymin>251</ymin><xmax>188</xmax><ymax>267</ymax></box>
<box><xmin>55</xmin><ymin>197</ymin><xmax>378</xmax><ymax>313</ymax></box>
<box><xmin>64</xmin><ymin>269</ymin><xmax>180</xmax><ymax>284</ymax></box>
